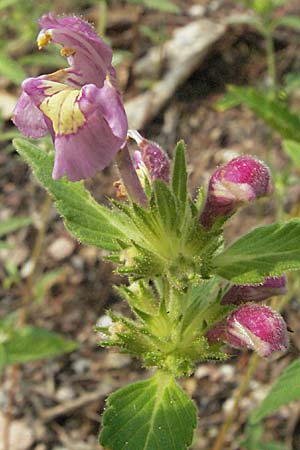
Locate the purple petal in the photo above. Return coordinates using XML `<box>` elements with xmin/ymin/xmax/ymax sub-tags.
<box><xmin>200</xmin><ymin>156</ymin><xmax>273</xmax><ymax>228</ymax></box>
<box><xmin>221</xmin><ymin>275</ymin><xmax>287</xmax><ymax>305</ymax></box>
<box><xmin>52</xmin><ymin>83</ymin><xmax>127</xmax><ymax>181</ymax></box>
<box><xmin>90</xmin><ymin>80</ymin><xmax>128</xmax><ymax>141</ymax></box>
<box><xmin>38</xmin><ymin>13</ymin><xmax>112</xmax><ymax>88</ymax></box>
<box><xmin>12</xmin><ymin>90</ymin><xmax>48</xmax><ymax>138</ymax></box>
<box><xmin>226</xmin><ymin>304</ymin><xmax>289</xmax><ymax>357</ymax></box>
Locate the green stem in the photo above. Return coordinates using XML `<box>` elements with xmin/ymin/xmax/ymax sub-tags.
<box><xmin>98</xmin><ymin>0</ymin><xmax>108</xmax><ymax>37</ymax></box>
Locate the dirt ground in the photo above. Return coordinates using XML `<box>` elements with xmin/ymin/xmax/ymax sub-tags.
<box><xmin>1</xmin><ymin>0</ymin><xmax>300</xmax><ymax>449</ymax></box>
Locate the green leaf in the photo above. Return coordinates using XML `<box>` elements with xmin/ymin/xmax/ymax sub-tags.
<box><xmin>213</xmin><ymin>220</ymin><xmax>300</xmax><ymax>283</ymax></box>
<box><xmin>153</xmin><ymin>179</ymin><xmax>177</xmax><ymax>231</ymax></box>
<box><xmin>13</xmin><ymin>138</ymin><xmax>128</xmax><ymax>251</ymax></box>
<box><xmin>273</xmin><ymin>16</ymin><xmax>300</xmax><ymax>31</ymax></box>
<box><xmin>226</xmin><ymin>15</ymin><xmax>263</xmax><ymax>32</ymax></box>
<box><xmin>100</xmin><ymin>371</ymin><xmax>197</xmax><ymax>450</ymax></box>
<box><xmin>172</xmin><ymin>140</ymin><xmax>188</xmax><ymax>207</ymax></box>
<box><xmin>282</xmin><ymin>140</ymin><xmax>300</xmax><ymax>169</ymax></box>
<box><xmin>0</xmin><ymin>50</ymin><xmax>27</xmax><ymax>84</ymax></box>
<box><xmin>182</xmin><ymin>277</ymin><xmax>220</xmax><ymax>330</ymax></box>
<box><xmin>242</xmin><ymin>422</ymin><xmax>288</xmax><ymax>450</ymax></box>
<box><xmin>215</xmin><ymin>91</ymin><xmax>243</xmax><ymax>112</ymax></box>
<box><xmin>251</xmin><ymin>360</ymin><xmax>300</xmax><ymax>423</ymax></box>
<box><xmin>251</xmin><ymin>0</ymin><xmax>284</xmax><ymax>15</ymax></box>
<box><xmin>221</xmin><ymin>86</ymin><xmax>300</xmax><ymax>142</ymax></box>
<box><xmin>0</xmin><ymin>0</ymin><xmax>19</xmax><ymax>9</ymax></box>
<box><xmin>127</xmin><ymin>0</ymin><xmax>180</xmax><ymax>13</ymax></box>
<box><xmin>0</xmin><ymin>326</ymin><xmax>78</xmax><ymax>367</ymax></box>
<box><xmin>34</xmin><ymin>268</ymin><xmax>66</xmax><ymax>303</ymax></box>
<box><xmin>0</xmin><ymin>216</ymin><xmax>32</xmax><ymax>238</ymax></box>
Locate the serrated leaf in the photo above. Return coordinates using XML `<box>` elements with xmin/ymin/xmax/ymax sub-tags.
<box><xmin>251</xmin><ymin>360</ymin><xmax>300</xmax><ymax>423</ymax></box>
<box><xmin>0</xmin><ymin>50</ymin><xmax>27</xmax><ymax>84</ymax></box>
<box><xmin>172</xmin><ymin>140</ymin><xmax>187</xmax><ymax>208</ymax></box>
<box><xmin>13</xmin><ymin>138</ymin><xmax>128</xmax><ymax>251</ymax></box>
<box><xmin>223</xmin><ymin>86</ymin><xmax>300</xmax><ymax>141</ymax></box>
<box><xmin>0</xmin><ymin>326</ymin><xmax>77</xmax><ymax>367</ymax></box>
<box><xmin>100</xmin><ymin>371</ymin><xmax>197</xmax><ymax>450</ymax></box>
<box><xmin>213</xmin><ymin>220</ymin><xmax>300</xmax><ymax>283</ymax></box>
<box><xmin>0</xmin><ymin>216</ymin><xmax>32</xmax><ymax>238</ymax></box>
<box><xmin>153</xmin><ymin>179</ymin><xmax>177</xmax><ymax>231</ymax></box>
<box><xmin>182</xmin><ymin>278</ymin><xmax>219</xmax><ymax>330</ymax></box>
<box><xmin>282</xmin><ymin>140</ymin><xmax>300</xmax><ymax>168</ymax></box>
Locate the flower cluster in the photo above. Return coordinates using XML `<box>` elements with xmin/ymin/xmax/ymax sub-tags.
<box><xmin>206</xmin><ymin>275</ymin><xmax>289</xmax><ymax>357</ymax></box>
<box><xmin>13</xmin><ymin>13</ymin><xmax>290</xmax><ymax>363</ymax></box>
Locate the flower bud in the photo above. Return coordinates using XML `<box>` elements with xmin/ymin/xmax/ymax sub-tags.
<box><xmin>225</xmin><ymin>304</ymin><xmax>288</xmax><ymax>357</ymax></box>
<box><xmin>221</xmin><ymin>276</ymin><xmax>287</xmax><ymax>305</ymax></box>
<box><xmin>128</xmin><ymin>130</ymin><xmax>170</xmax><ymax>183</ymax></box>
<box><xmin>200</xmin><ymin>156</ymin><xmax>273</xmax><ymax>228</ymax></box>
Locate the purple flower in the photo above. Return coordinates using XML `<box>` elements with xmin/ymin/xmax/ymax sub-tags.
<box><xmin>221</xmin><ymin>276</ymin><xmax>287</xmax><ymax>305</ymax></box>
<box><xmin>128</xmin><ymin>130</ymin><xmax>170</xmax><ymax>183</ymax></box>
<box><xmin>207</xmin><ymin>304</ymin><xmax>289</xmax><ymax>357</ymax></box>
<box><xmin>200</xmin><ymin>156</ymin><xmax>273</xmax><ymax>228</ymax></box>
<box><xmin>13</xmin><ymin>14</ymin><xmax>128</xmax><ymax>181</ymax></box>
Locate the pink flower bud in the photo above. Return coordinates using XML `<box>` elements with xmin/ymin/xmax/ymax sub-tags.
<box><xmin>200</xmin><ymin>156</ymin><xmax>273</xmax><ymax>228</ymax></box>
<box><xmin>128</xmin><ymin>130</ymin><xmax>170</xmax><ymax>183</ymax></box>
<box><xmin>221</xmin><ymin>276</ymin><xmax>287</xmax><ymax>305</ymax></box>
<box><xmin>224</xmin><ymin>304</ymin><xmax>288</xmax><ymax>357</ymax></box>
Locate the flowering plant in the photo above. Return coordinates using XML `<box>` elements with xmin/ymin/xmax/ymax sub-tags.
<box><xmin>12</xmin><ymin>13</ymin><xmax>300</xmax><ymax>450</ymax></box>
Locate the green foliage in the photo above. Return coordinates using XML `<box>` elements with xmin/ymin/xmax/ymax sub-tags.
<box><xmin>242</xmin><ymin>423</ymin><xmax>288</xmax><ymax>450</ymax></box>
<box><xmin>127</xmin><ymin>0</ymin><xmax>180</xmax><ymax>14</ymax></box>
<box><xmin>238</xmin><ymin>0</ymin><xmax>284</xmax><ymax>16</ymax></box>
<box><xmin>251</xmin><ymin>360</ymin><xmax>300</xmax><ymax>423</ymax></box>
<box><xmin>213</xmin><ymin>220</ymin><xmax>300</xmax><ymax>283</ymax></box>
<box><xmin>272</xmin><ymin>15</ymin><xmax>300</xmax><ymax>31</ymax></box>
<box><xmin>100</xmin><ymin>371</ymin><xmax>197</xmax><ymax>450</ymax></box>
<box><xmin>0</xmin><ymin>216</ymin><xmax>32</xmax><ymax>238</ymax></box>
<box><xmin>171</xmin><ymin>140</ymin><xmax>188</xmax><ymax>209</ymax></box>
<box><xmin>283</xmin><ymin>72</ymin><xmax>300</xmax><ymax>95</ymax></box>
<box><xmin>181</xmin><ymin>277</ymin><xmax>220</xmax><ymax>330</ymax></box>
<box><xmin>0</xmin><ymin>323</ymin><xmax>77</xmax><ymax>367</ymax></box>
<box><xmin>282</xmin><ymin>140</ymin><xmax>300</xmax><ymax>169</ymax></box>
<box><xmin>153</xmin><ymin>179</ymin><xmax>177</xmax><ymax>232</ymax></box>
<box><xmin>34</xmin><ymin>268</ymin><xmax>66</xmax><ymax>303</ymax></box>
<box><xmin>13</xmin><ymin>138</ymin><xmax>128</xmax><ymax>251</ymax></box>
<box><xmin>0</xmin><ymin>50</ymin><xmax>27</xmax><ymax>84</ymax></box>
<box><xmin>216</xmin><ymin>86</ymin><xmax>300</xmax><ymax>142</ymax></box>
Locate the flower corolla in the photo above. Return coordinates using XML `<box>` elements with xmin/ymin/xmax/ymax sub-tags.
<box><xmin>13</xmin><ymin>14</ymin><xmax>128</xmax><ymax>181</ymax></box>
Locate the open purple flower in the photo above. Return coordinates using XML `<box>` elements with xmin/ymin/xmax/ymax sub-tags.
<box><xmin>13</xmin><ymin>14</ymin><xmax>128</xmax><ymax>181</ymax></box>
<box><xmin>200</xmin><ymin>156</ymin><xmax>273</xmax><ymax>228</ymax></box>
